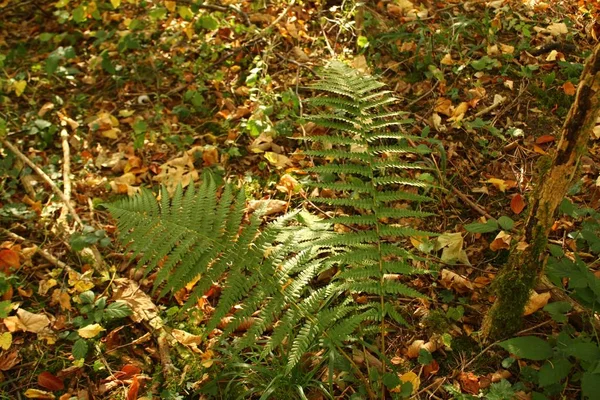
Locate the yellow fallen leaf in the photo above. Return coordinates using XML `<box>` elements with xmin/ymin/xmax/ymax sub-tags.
<box><xmin>264</xmin><ymin>152</ymin><xmax>291</xmax><ymax>168</ymax></box>
<box><xmin>523</xmin><ymin>291</ymin><xmax>551</xmax><ymax>316</ymax></box>
<box><xmin>400</xmin><ymin>371</ymin><xmax>421</xmax><ymax>394</ymax></box>
<box><xmin>486</xmin><ymin>178</ymin><xmax>508</xmax><ymax>192</ymax></box>
<box><xmin>78</xmin><ymin>323</ymin><xmax>105</xmax><ymax>338</ymax></box>
<box><xmin>23</xmin><ymin>389</ymin><xmax>55</xmax><ymax>399</ymax></box>
<box><xmin>110</xmin><ymin>0</ymin><xmax>120</xmax><ymax>7</ymax></box>
<box><xmin>0</xmin><ymin>332</ymin><xmax>12</xmax><ymax>350</ymax></box>
<box><xmin>13</xmin><ymin>80</ymin><xmax>27</xmax><ymax>97</ymax></box>
<box><xmin>164</xmin><ymin>0</ymin><xmax>176</xmax><ymax>12</ymax></box>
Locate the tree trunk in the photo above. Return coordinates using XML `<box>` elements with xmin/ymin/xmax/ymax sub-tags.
<box><xmin>482</xmin><ymin>43</ymin><xmax>600</xmax><ymax>340</ymax></box>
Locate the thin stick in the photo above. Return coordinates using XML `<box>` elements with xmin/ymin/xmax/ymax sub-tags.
<box><xmin>1</xmin><ymin>228</ymin><xmax>72</xmax><ymax>272</ymax></box>
<box><xmin>59</xmin><ymin>129</ymin><xmax>72</xmax><ymax>226</ymax></box>
<box><xmin>1</xmin><ymin>138</ymin><xmax>83</xmax><ymax>227</ymax></box>
<box><xmin>451</xmin><ymin>186</ymin><xmax>494</xmax><ymax>220</ymax></box>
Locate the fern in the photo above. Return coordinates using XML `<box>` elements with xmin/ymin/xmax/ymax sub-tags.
<box><xmin>298</xmin><ymin>60</ymin><xmax>438</xmax><ymax>376</ymax></box>
<box><xmin>107</xmin><ymin>61</ymin><xmax>438</xmax><ymax>398</ymax></box>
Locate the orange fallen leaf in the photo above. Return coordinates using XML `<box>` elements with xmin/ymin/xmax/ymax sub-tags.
<box><xmin>535</xmin><ymin>135</ymin><xmax>555</xmax><ymax>145</ymax></box>
<box><xmin>459</xmin><ymin>372</ymin><xmax>480</xmax><ymax>394</ymax></box>
<box><xmin>38</xmin><ymin>371</ymin><xmax>64</xmax><ymax>392</ymax></box>
<box><xmin>563</xmin><ymin>81</ymin><xmax>576</xmax><ymax>96</ymax></box>
<box><xmin>490</xmin><ymin>231</ymin><xmax>511</xmax><ymax>251</ymax></box>
<box><xmin>126</xmin><ymin>376</ymin><xmax>140</xmax><ymax>400</ymax></box>
<box><xmin>511</xmin><ymin>194</ymin><xmax>526</xmax><ymax>214</ymax></box>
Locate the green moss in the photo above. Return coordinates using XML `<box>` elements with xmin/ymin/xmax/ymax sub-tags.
<box><xmin>422</xmin><ymin>310</ymin><xmax>450</xmax><ymax>334</ymax></box>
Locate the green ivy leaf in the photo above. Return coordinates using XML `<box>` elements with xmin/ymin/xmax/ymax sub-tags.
<box><xmin>498</xmin><ymin>336</ymin><xmax>552</xmax><ymax>360</ymax></box>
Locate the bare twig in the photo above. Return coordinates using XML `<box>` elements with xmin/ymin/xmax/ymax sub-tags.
<box><xmin>1</xmin><ymin>138</ymin><xmax>83</xmax><ymax>226</ymax></box>
<box><xmin>1</xmin><ymin>137</ymin><xmax>104</xmax><ymax>269</ymax></box>
<box><xmin>58</xmin><ymin>129</ymin><xmax>72</xmax><ymax>227</ymax></box>
<box><xmin>1</xmin><ymin>228</ymin><xmax>72</xmax><ymax>272</ymax></box>
<box><xmin>451</xmin><ymin>186</ymin><xmax>494</xmax><ymax>220</ymax></box>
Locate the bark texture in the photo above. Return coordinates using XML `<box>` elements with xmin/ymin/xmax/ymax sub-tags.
<box><xmin>482</xmin><ymin>43</ymin><xmax>600</xmax><ymax>339</ymax></box>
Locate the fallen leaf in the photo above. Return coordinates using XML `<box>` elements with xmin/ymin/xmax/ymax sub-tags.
<box><xmin>112</xmin><ymin>278</ymin><xmax>161</xmax><ymax>329</ymax></box>
<box><xmin>485</xmin><ymin>178</ymin><xmax>516</xmax><ymax>192</ymax></box>
<box><xmin>511</xmin><ymin>194</ymin><xmax>526</xmax><ymax>214</ymax></box>
<box><xmin>248</xmin><ymin>199</ymin><xmax>287</xmax><ymax>216</ymax></box>
<box><xmin>535</xmin><ymin>135</ymin><xmax>555</xmax><ymax>144</ymax></box>
<box><xmin>0</xmin><ymin>249</ymin><xmax>19</xmax><ymax>273</ymax></box>
<box><xmin>440</xmin><ymin>269</ymin><xmax>474</xmax><ymax>294</ymax></box>
<box><xmin>490</xmin><ymin>231</ymin><xmax>511</xmax><ymax>251</ymax></box>
<box><xmin>563</xmin><ymin>81</ymin><xmax>576</xmax><ymax>96</ymax></box>
<box><xmin>13</xmin><ymin>80</ymin><xmax>27</xmax><ymax>97</ymax></box>
<box><xmin>0</xmin><ymin>332</ymin><xmax>12</xmax><ymax>350</ymax></box>
<box><xmin>407</xmin><ymin>340</ymin><xmax>425</xmax><ymax>358</ymax></box>
<box><xmin>435</xmin><ymin>233</ymin><xmax>470</xmax><ymax>265</ymax></box>
<box><xmin>23</xmin><ymin>389</ymin><xmax>55</xmax><ymax>399</ymax></box>
<box><xmin>423</xmin><ymin>359</ymin><xmax>440</xmax><ymax>378</ymax></box>
<box><xmin>0</xmin><ymin>349</ymin><xmax>20</xmax><ymax>370</ymax></box>
<box><xmin>399</xmin><ymin>371</ymin><xmax>420</xmax><ymax>394</ymax></box>
<box><xmin>264</xmin><ymin>151</ymin><xmax>291</xmax><ymax>168</ymax></box>
<box><xmin>459</xmin><ymin>371</ymin><xmax>480</xmax><ymax>394</ymax></box>
<box><xmin>78</xmin><ymin>323</ymin><xmax>105</xmax><ymax>339</ymax></box>
<box><xmin>547</xmin><ymin>22</ymin><xmax>568</xmax><ymax>36</ymax></box>
<box><xmin>523</xmin><ymin>291</ymin><xmax>551</xmax><ymax>316</ymax></box>
<box><xmin>126</xmin><ymin>376</ymin><xmax>139</xmax><ymax>400</ymax></box>
<box><xmin>172</xmin><ymin>329</ymin><xmax>202</xmax><ymax>353</ymax></box>
<box><xmin>16</xmin><ymin>309</ymin><xmax>51</xmax><ymax>333</ymax></box>
<box><xmin>120</xmin><ymin>364</ymin><xmax>141</xmax><ymax>379</ymax></box>
<box><xmin>434</xmin><ymin>98</ymin><xmax>453</xmax><ymax>117</ymax></box>
<box><xmin>38</xmin><ymin>371</ymin><xmax>64</xmax><ymax>392</ymax></box>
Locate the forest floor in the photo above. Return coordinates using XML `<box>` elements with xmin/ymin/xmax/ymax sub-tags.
<box><xmin>0</xmin><ymin>0</ymin><xmax>599</xmax><ymax>399</ymax></box>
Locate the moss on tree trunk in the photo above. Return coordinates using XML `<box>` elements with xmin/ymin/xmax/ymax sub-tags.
<box><xmin>482</xmin><ymin>43</ymin><xmax>600</xmax><ymax>340</ymax></box>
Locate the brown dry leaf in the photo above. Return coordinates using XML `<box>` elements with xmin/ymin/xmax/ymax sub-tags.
<box><xmin>511</xmin><ymin>194</ymin><xmax>526</xmax><ymax>214</ymax></box>
<box><xmin>459</xmin><ymin>371</ymin><xmax>480</xmax><ymax>394</ymax></box>
<box><xmin>12</xmin><ymin>309</ymin><xmax>51</xmax><ymax>333</ymax></box>
<box><xmin>523</xmin><ymin>291</ymin><xmax>551</xmax><ymax>316</ymax></box>
<box><xmin>535</xmin><ymin>135</ymin><xmax>555</xmax><ymax>145</ymax></box>
<box><xmin>0</xmin><ymin>349</ymin><xmax>20</xmax><ymax>371</ymax></box>
<box><xmin>202</xmin><ymin>146</ymin><xmax>219</xmax><ymax>166</ymax></box>
<box><xmin>112</xmin><ymin>278</ymin><xmax>162</xmax><ymax>329</ymax></box>
<box><xmin>440</xmin><ymin>269</ymin><xmax>474</xmax><ymax>294</ymax></box>
<box><xmin>434</xmin><ymin>98</ymin><xmax>453</xmax><ymax>117</ymax></box>
<box><xmin>491</xmin><ymin>369</ymin><xmax>512</xmax><ymax>382</ymax></box>
<box><xmin>563</xmin><ymin>81</ymin><xmax>576</xmax><ymax>96</ymax></box>
<box><xmin>490</xmin><ymin>231</ymin><xmax>511</xmax><ymax>251</ymax></box>
<box><xmin>473</xmin><ymin>276</ymin><xmax>492</xmax><ymax>288</ymax></box>
<box><xmin>171</xmin><ymin>329</ymin><xmax>203</xmax><ymax>353</ymax></box>
<box><xmin>38</xmin><ymin>102</ymin><xmax>55</xmax><ymax>117</ymax></box>
<box><xmin>440</xmin><ymin>53</ymin><xmax>454</xmax><ymax>65</ymax></box>
<box><xmin>51</xmin><ymin>289</ymin><xmax>72</xmax><ymax>311</ymax></box>
<box><xmin>248</xmin><ymin>199</ymin><xmax>287</xmax><ymax>216</ymax></box>
<box><xmin>423</xmin><ymin>359</ymin><xmax>440</xmax><ymax>378</ymax></box>
<box><xmin>407</xmin><ymin>340</ymin><xmax>425</xmax><ymax>358</ymax></box>
<box><xmin>248</xmin><ymin>132</ymin><xmax>273</xmax><ymax>153</ymax></box>
<box><xmin>276</xmin><ymin>174</ymin><xmax>301</xmax><ymax>195</ymax></box>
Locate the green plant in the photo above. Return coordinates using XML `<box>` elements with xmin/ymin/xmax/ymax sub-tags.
<box><xmin>107</xmin><ymin>62</ymin><xmax>438</xmax><ymax>398</ymax></box>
